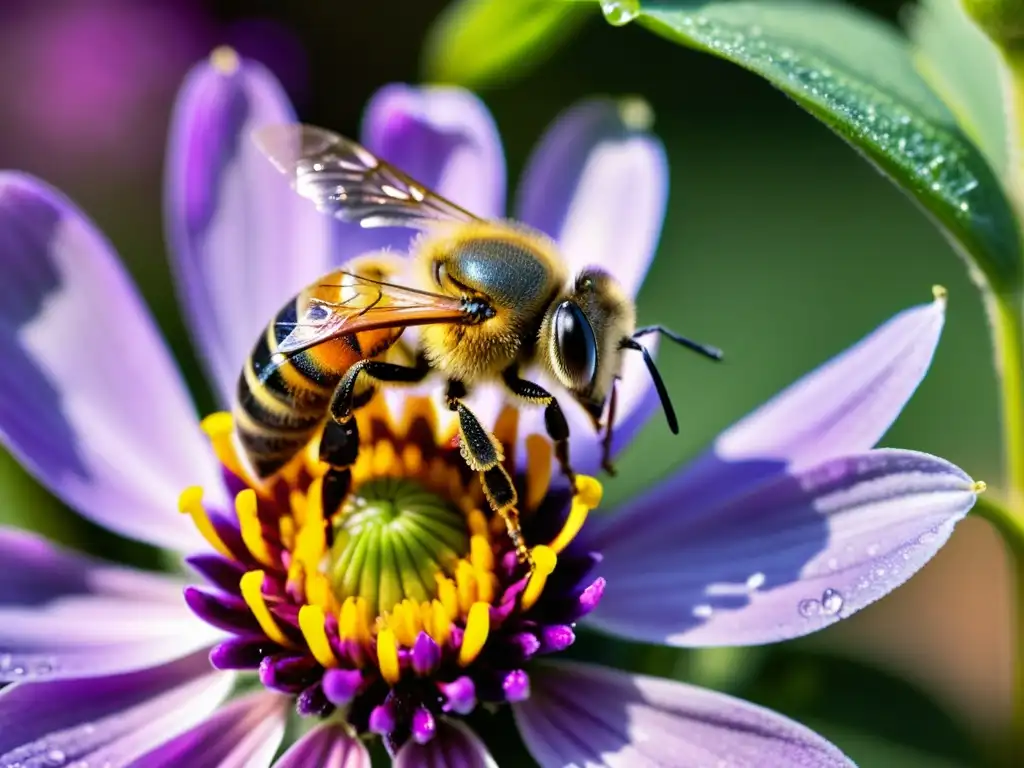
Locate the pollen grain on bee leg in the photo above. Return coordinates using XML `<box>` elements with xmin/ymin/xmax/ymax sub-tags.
<box><xmin>181</xmin><ymin>397</ymin><xmax>608</xmax><ymax>750</ymax></box>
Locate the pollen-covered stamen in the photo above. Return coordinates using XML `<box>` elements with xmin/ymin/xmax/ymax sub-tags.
<box><xmin>182</xmin><ymin>396</ymin><xmax>607</xmax><ymax>753</ymax></box>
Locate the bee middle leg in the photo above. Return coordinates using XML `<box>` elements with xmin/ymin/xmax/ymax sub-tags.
<box><xmin>319</xmin><ymin>356</ymin><xmax>431</xmax><ymax>520</ymax></box>
<box><xmin>501</xmin><ymin>368</ymin><xmax>576</xmax><ymax>489</ymax></box>
<box><xmin>445</xmin><ymin>380</ymin><xmax>532</xmax><ymax>567</ymax></box>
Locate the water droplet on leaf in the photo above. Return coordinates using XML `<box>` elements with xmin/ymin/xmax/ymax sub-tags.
<box><xmin>600</xmin><ymin>0</ymin><xmax>640</xmax><ymax>26</ymax></box>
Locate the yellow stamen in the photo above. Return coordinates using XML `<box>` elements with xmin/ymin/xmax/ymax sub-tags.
<box><xmin>575</xmin><ymin>475</ymin><xmax>603</xmax><ymax>508</ymax></box>
<box><xmin>294</xmin><ymin>481</ymin><xmax>326</xmax><ymax>574</ymax></box>
<box><xmin>459</xmin><ymin>601</ymin><xmax>490</xmax><ymax>666</ymax></box>
<box><xmin>399</xmin><ymin>395</ymin><xmax>437</xmax><ymax>438</ymax></box>
<box><xmin>428</xmin><ymin>599</ymin><xmax>451</xmax><ymax>646</ymax></box>
<box><xmin>470</xmin><ymin>534</ymin><xmax>494</xmax><ymax>572</ymax></box>
<box><xmin>240</xmin><ymin>570</ymin><xmax>296</xmax><ymax>648</ymax></box>
<box><xmin>279</xmin><ymin>516</ymin><xmax>295</xmax><ymax>550</ymax></box>
<box><xmin>354</xmin><ymin>597</ymin><xmax>372</xmax><ymax>644</ymax></box>
<box><xmin>475</xmin><ymin>568</ymin><xmax>495</xmax><ymax>603</ymax></box>
<box><xmin>973</xmin><ymin>480</ymin><xmax>988</xmax><ymax>493</ymax></box>
<box><xmin>549</xmin><ymin>476</ymin><xmax>603</xmax><ymax>554</ymax></box>
<box><xmin>492</xmin><ymin>406</ymin><xmax>519</xmax><ymax>459</ymax></box>
<box><xmin>372</xmin><ymin>441</ymin><xmax>398</xmax><ymax>476</ymax></box>
<box><xmin>402</xmin><ymin>444</ymin><xmax>424</xmax><ymax>475</ymax></box>
<box><xmin>236</xmin><ymin>489</ymin><xmax>275</xmax><ymax>567</ymax></box>
<box><xmin>177</xmin><ymin>486</ymin><xmax>233</xmax><ymax>558</ymax></box>
<box><xmin>525</xmin><ymin>435</ymin><xmax>553</xmax><ymax>511</ymax></box>
<box><xmin>455</xmin><ymin>560</ymin><xmax>478</xmax><ymax>613</ymax></box>
<box><xmin>339</xmin><ymin>596</ymin><xmax>359</xmax><ymax>641</ymax></box>
<box><xmin>467</xmin><ymin>509</ymin><xmax>490</xmax><ymax>539</ymax></box>
<box><xmin>436</xmin><ymin>575</ymin><xmax>459</xmax><ymax>621</ymax></box>
<box><xmin>377</xmin><ymin>627</ymin><xmax>401</xmax><ymax>684</ymax></box>
<box><xmin>390</xmin><ymin>601</ymin><xmax>418</xmax><ymax>647</ymax></box>
<box><xmin>521</xmin><ymin>545</ymin><xmax>557</xmax><ymax>611</ymax></box>
<box><xmin>289</xmin><ymin>490</ymin><xmax>307</xmax><ymax>528</ymax></box>
<box><xmin>932</xmin><ymin>284</ymin><xmax>948</xmax><ymax>301</ymax></box>
<box><xmin>200</xmin><ymin>412</ymin><xmax>248</xmax><ymax>484</ymax></box>
<box><xmin>306</xmin><ymin>572</ymin><xmax>337</xmax><ymax>613</ymax></box>
<box><xmin>298</xmin><ymin>604</ymin><xmax>338</xmax><ymax>668</ymax></box>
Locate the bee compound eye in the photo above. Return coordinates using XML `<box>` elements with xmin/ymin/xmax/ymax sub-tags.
<box><xmin>554</xmin><ymin>301</ymin><xmax>598</xmax><ymax>389</ymax></box>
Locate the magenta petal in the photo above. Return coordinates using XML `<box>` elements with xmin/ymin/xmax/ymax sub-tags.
<box><xmin>166</xmin><ymin>51</ymin><xmax>342</xmax><ymax>406</ymax></box>
<box><xmin>129</xmin><ymin>690</ymin><xmax>287</xmax><ymax>767</ymax></box>
<box><xmin>0</xmin><ymin>652</ymin><xmax>231</xmax><ymax>764</ymax></box>
<box><xmin>515</xmin><ymin>98</ymin><xmax>667</xmax><ymax>297</ymax></box>
<box><xmin>0</xmin><ymin>174</ymin><xmax>222</xmax><ymax>550</ymax></box>
<box><xmin>394</xmin><ymin>719</ymin><xmax>496</xmax><ymax>767</ymax></box>
<box><xmin>587</xmin><ymin>450</ymin><xmax>978</xmax><ymax>646</ymax></box>
<box><xmin>514</xmin><ymin>661</ymin><xmax>854</xmax><ymax>767</ymax></box>
<box><xmin>715</xmin><ymin>293</ymin><xmax>946</xmax><ymax>470</ymax></box>
<box><xmin>0</xmin><ymin>527</ymin><xmax>222</xmax><ymax>682</ymax></box>
<box><xmin>362</xmin><ymin>84</ymin><xmax>505</xmax><ymax>220</ymax></box>
<box><xmin>273</xmin><ymin>722</ymin><xmax>370</xmax><ymax>768</ymax></box>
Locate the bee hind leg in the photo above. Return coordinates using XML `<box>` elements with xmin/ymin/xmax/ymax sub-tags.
<box><xmin>501</xmin><ymin>369</ymin><xmax>576</xmax><ymax>491</ymax></box>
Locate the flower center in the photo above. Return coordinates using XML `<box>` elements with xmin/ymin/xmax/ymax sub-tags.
<box><xmin>180</xmin><ymin>396</ymin><xmax>606</xmax><ymax>754</ymax></box>
<box><xmin>330</xmin><ymin>478</ymin><xmax>469</xmax><ymax>616</ymax></box>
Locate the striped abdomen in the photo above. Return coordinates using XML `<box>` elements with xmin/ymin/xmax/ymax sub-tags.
<box><xmin>234</xmin><ymin>293</ymin><xmax>404</xmax><ymax>479</ymax></box>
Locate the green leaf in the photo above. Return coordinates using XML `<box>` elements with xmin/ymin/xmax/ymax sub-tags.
<box><xmin>607</xmin><ymin>1</ymin><xmax>1022</xmax><ymax>293</ymax></box>
<box><xmin>733</xmin><ymin>647</ymin><xmax>981</xmax><ymax>765</ymax></box>
<box><xmin>801</xmin><ymin>722</ymin><xmax>979</xmax><ymax>768</ymax></box>
<box><xmin>909</xmin><ymin>0</ymin><xmax>1009</xmax><ymax>178</ymax></box>
<box><xmin>422</xmin><ymin>0</ymin><xmax>591</xmax><ymax>88</ymax></box>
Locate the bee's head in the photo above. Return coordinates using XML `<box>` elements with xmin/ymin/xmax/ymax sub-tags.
<box><xmin>541</xmin><ymin>269</ymin><xmax>635</xmax><ymax>431</ymax></box>
<box><xmin>542</xmin><ymin>268</ymin><xmax>724</xmax><ymax>438</ymax></box>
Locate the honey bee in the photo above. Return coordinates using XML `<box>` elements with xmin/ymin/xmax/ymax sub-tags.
<box><xmin>240</xmin><ymin>125</ymin><xmax>722</xmax><ymax>562</ymax></box>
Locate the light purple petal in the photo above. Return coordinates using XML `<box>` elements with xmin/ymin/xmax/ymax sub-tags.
<box><xmin>274</xmin><ymin>723</ymin><xmax>370</xmax><ymax>768</ymax></box>
<box><xmin>715</xmin><ymin>292</ymin><xmax>946</xmax><ymax>470</ymax></box>
<box><xmin>0</xmin><ymin>527</ymin><xmax>222</xmax><ymax>682</ymax></box>
<box><xmin>514</xmin><ymin>661</ymin><xmax>854</xmax><ymax>767</ymax></box>
<box><xmin>394</xmin><ymin>719</ymin><xmax>497</xmax><ymax>768</ymax></box>
<box><xmin>361</xmin><ymin>84</ymin><xmax>505</xmax><ymax>220</ymax></box>
<box><xmin>165</xmin><ymin>50</ymin><xmax>343</xmax><ymax>407</ymax></box>
<box><xmin>515</xmin><ymin>98</ymin><xmax>667</xmax><ymax>297</ymax></box>
<box><xmin>586</xmin><ymin>449</ymin><xmax>977</xmax><ymax>646</ymax></box>
<box><xmin>129</xmin><ymin>691</ymin><xmax>287</xmax><ymax>768</ymax></box>
<box><xmin>0</xmin><ymin>173</ymin><xmax>221</xmax><ymax>551</ymax></box>
<box><xmin>0</xmin><ymin>651</ymin><xmax>232</xmax><ymax>764</ymax></box>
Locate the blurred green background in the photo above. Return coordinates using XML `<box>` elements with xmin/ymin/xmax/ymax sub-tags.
<box><xmin>0</xmin><ymin>1</ymin><xmax>1008</xmax><ymax>765</ymax></box>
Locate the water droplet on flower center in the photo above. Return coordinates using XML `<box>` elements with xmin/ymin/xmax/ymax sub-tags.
<box><xmin>329</xmin><ymin>477</ymin><xmax>469</xmax><ymax>617</ymax></box>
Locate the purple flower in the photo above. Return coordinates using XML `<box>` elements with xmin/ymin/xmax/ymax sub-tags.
<box><xmin>0</xmin><ymin>50</ymin><xmax>980</xmax><ymax>766</ymax></box>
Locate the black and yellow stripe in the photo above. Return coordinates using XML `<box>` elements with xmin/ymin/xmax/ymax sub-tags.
<box><xmin>234</xmin><ymin>298</ymin><xmax>357</xmax><ymax>478</ymax></box>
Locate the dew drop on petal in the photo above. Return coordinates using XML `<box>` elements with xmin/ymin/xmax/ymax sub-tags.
<box><xmin>821</xmin><ymin>588</ymin><xmax>844</xmax><ymax>615</ymax></box>
<box><xmin>798</xmin><ymin>598</ymin><xmax>821</xmax><ymax>617</ymax></box>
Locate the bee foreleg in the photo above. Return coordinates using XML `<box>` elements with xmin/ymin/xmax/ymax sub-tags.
<box><xmin>501</xmin><ymin>369</ymin><xmax>576</xmax><ymax>490</ymax></box>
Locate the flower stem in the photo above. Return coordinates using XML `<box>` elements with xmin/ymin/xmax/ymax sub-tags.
<box><xmin>973</xmin><ymin>494</ymin><xmax>1024</xmax><ymax>765</ymax></box>
<box><xmin>989</xmin><ymin>293</ymin><xmax>1024</xmax><ymax>510</ymax></box>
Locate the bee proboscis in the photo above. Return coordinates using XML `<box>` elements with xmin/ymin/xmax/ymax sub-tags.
<box><xmin>239</xmin><ymin>124</ymin><xmax>722</xmax><ymax>564</ymax></box>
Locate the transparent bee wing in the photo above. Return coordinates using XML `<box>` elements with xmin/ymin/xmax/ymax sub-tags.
<box><xmin>271</xmin><ymin>271</ymin><xmax>474</xmax><ymax>360</ymax></box>
<box><xmin>253</xmin><ymin>124</ymin><xmax>480</xmax><ymax>229</ymax></box>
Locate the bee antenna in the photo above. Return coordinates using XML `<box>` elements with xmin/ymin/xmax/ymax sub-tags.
<box><xmin>633</xmin><ymin>325</ymin><xmax>723</xmax><ymax>362</ymax></box>
<box><xmin>620</xmin><ymin>337</ymin><xmax>679</xmax><ymax>434</ymax></box>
